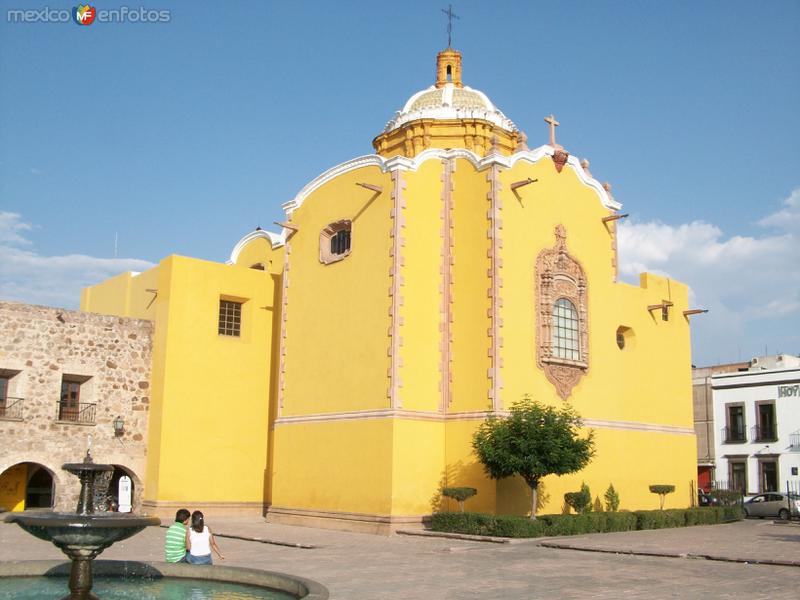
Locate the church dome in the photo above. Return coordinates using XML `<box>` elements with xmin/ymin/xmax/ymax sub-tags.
<box><xmin>382</xmin><ymin>83</ymin><xmax>517</xmax><ymax>134</ymax></box>
<box><xmin>373</xmin><ymin>48</ymin><xmax>522</xmax><ymax>158</ymax></box>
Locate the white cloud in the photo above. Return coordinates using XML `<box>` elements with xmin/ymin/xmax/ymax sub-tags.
<box><xmin>618</xmin><ymin>188</ymin><xmax>800</xmax><ymax>364</ymax></box>
<box><xmin>758</xmin><ymin>188</ymin><xmax>800</xmax><ymax>231</ymax></box>
<box><xmin>0</xmin><ymin>211</ymin><xmax>154</xmax><ymax>309</ymax></box>
<box><xmin>0</xmin><ymin>212</ymin><xmax>33</xmax><ymax>245</ymax></box>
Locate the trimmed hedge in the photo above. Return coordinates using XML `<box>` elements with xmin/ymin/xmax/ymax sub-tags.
<box><xmin>429</xmin><ymin>505</ymin><xmax>742</xmax><ymax>538</ymax></box>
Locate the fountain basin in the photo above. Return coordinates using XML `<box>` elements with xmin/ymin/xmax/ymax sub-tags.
<box><xmin>0</xmin><ymin>560</ymin><xmax>329</xmax><ymax>599</ymax></box>
<box><xmin>6</xmin><ymin>514</ymin><xmax>161</xmax><ymax>555</ymax></box>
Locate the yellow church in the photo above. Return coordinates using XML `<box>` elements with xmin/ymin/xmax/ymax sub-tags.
<box><xmin>81</xmin><ymin>48</ymin><xmax>698</xmax><ymax>532</ymax></box>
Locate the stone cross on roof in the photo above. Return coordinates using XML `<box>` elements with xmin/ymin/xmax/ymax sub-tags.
<box><xmin>544</xmin><ymin>114</ymin><xmax>560</xmax><ymax>147</ymax></box>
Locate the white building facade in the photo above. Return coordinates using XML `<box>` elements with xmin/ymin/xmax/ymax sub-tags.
<box><xmin>712</xmin><ymin>358</ymin><xmax>800</xmax><ymax>495</ymax></box>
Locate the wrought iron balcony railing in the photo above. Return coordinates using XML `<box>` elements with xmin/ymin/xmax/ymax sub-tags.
<box><xmin>57</xmin><ymin>401</ymin><xmax>96</xmax><ymax>424</ymax></box>
<box><xmin>752</xmin><ymin>424</ymin><xmax>777</xmax><ymax>442</ymax></box>
<box><xmin>0</xmin><ymin>397</ymin><xmax>24</xmax><ymax>419</ymax></box>
<box><xmin>722</xmin><ymin>426</ymin><xmax>746</xmax><ymax>443</ymax></box>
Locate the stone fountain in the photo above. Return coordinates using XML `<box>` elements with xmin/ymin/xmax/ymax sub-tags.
<box><xmin>6</xmin><ymin>449</ymin><xmax>160</xmax><ymax>599</ymax></box>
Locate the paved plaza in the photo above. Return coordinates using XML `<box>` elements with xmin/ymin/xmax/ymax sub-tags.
<box><xmin>1</xmin><ymin>517</ymin><xmax>798</xmax><ymax>599</ymax></box>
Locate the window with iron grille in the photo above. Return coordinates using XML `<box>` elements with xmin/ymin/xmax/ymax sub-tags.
<box><xmin>330</xmin><ymin>228</ymin><xmax>351</xmax><ymax>256</ymax></box>
<box><xmin>58</xmin><ymin>376</ymin><xmax>93</xmax><ymax>422</ymax></box>
<box><xmin>218</xmin><ymin>300</ymin><xmax>242</xmax><ymax>337</ymax></box>
<box><xmin>319</xmin><ymin>221</ymin><xmax>352</xmax><ymax>264</ymax></box>
<box><xmin>552</xmin><ymin>298</ymin><xmax>580</xmax><ymax>360</ymax></box>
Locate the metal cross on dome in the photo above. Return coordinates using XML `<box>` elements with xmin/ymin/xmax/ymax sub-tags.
<box><xmin>441</xmin><ymin>4</ymin><xmax>460</xmax><ymax>48</ymax></box>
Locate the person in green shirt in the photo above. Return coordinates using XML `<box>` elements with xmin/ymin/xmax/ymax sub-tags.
<box><xmin>164</xmin><ymin>508</ymin><xmax>191</xmax><ymax>563</ymax></box>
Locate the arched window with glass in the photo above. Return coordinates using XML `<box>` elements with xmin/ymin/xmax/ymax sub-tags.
<box><xmin>551</xmin><ymin>298</ymin><xmax>580</xmax><ymax>361</ymax></box>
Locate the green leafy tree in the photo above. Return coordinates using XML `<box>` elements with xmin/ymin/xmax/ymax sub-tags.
<box><xmin>472</xmin><ymin>396</ymin><xmax>595</xmax><ymax>520</ymax></box>
<box><xmin>604</xmin><ymin>484</ymin><xmax>620</xmax><ymax>512</ymax></box>
<box><xmin>442</xmin><ymin>487</ymin><xmax>477</xmax><ymax>512</ymax></box>
<box><xmin>649</xmin><ymin>484</ymin><xmax>676</xmax><ymax>510</ymax></box>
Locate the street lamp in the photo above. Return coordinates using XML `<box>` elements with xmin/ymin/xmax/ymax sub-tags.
<box><xmin>113</xmin><ymin>416</ymin><xmax>124</xmax><ymax>436</ymax></box>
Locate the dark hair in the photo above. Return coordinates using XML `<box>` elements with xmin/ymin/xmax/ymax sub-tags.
<box><xmin>175</xmin><ymin>508</ymin><xmax>190</xmax><ymax>523</ymax></box>
<box><xmin>191</xmin><ymin>510</ymin><xmax>204</xmax><ymax>533</ymax></box>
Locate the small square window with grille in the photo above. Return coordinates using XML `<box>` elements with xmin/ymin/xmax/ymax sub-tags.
<box><xmin>218</xmin><ymin>300</ymin><xmax>242</xmax><ymax>337</ymax></box>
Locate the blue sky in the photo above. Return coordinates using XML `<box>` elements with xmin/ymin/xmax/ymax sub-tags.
<box><xmin>1</xmin><ymin>0</ymin><xmax>798</xmax><ymax>366</ymax></box>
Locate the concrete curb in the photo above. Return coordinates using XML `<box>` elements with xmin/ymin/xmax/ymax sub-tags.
<box><xmin>0</xmin><ymin>559</ymin><xmax>330</xmax><ymax>599</ymax></box>
<box><xmin>395</xmin><ymin>528</ymin><xmax>511</xmax><ymax>544</ymax></box>
<box><xmin>395</xmin><ymin>528</ymin><xmax>547</xmax><ymax>545</ymax></box>
<box><xmin>539</xmin><ymin>542</ymin><xmax>800</xmax><ymax>568</ymax></box>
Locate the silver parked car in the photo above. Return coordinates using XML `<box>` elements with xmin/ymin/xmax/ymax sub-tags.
<box><xmin>742</xmin><ymin>493</ymin><xmax>800</xmax><ymax>519</ymax></box>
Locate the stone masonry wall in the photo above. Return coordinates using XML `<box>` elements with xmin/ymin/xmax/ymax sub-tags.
<box><xmin>0</xmin><ymin>301</ymin><xmax>153</xmax><ymax>511</ymax></box>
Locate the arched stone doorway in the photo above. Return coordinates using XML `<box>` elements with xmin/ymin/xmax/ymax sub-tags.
<box><xmin>105</xmin><ymin>465</ymin><xmax>141</xmax><ymax>512</ymax></box>
<box><xmin>0</xmin><ymin>463</ymin><xmax>54</xmax><ymax>511</ymax></box>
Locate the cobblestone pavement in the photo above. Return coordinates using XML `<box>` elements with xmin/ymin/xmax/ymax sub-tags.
<box><xmin>1</xmin><ymin>518</ymin><xmax>798</xmax><ymax>599</ymax></box>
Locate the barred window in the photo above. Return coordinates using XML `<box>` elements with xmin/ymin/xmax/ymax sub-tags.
<box><xmin>218</xmin><ymin>300</ymin><xmax>242</xmax><ymax>337</ymax></box>
<box><xmin>331</xmin><ymin>228</ymin><xmax>351</xmax><ymax>256</ymax></box>
<box><xmin>320</xmin><ymin>221</ymin><xmax>352</xmax><ymax>264</ymax></box>
<box><xmin>552</xmin><ymin>298</ymin><xmax>580</xmax><ymax>360</ymax></box>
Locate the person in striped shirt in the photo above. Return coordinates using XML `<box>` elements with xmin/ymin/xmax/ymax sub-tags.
<box><xmin>164</xmin><ymin>508</ymin><xmax>191</xmax><ymax>563</ymax></box>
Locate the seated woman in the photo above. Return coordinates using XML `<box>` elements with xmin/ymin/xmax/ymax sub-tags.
<box><xmin>185</xmin><ymin>510</ymin><xmax>224</xmax><ymax>565</ymax></box>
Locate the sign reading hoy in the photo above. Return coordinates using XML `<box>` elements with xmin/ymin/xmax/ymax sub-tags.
<box><xmin>778</xmin><ymin>384</ymin><xmax>800</xmax><ymax>398</ymax></box>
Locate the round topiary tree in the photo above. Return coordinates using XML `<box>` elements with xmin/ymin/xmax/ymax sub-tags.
<box><xmin>649</xmin><ymin>484</ymin><xmax>676</xmax><ymax>510</ymax></box>
<box><xmin>442</xmin><ymin>487</ymin><xmax>477</xmax><ymax>512</ymax></box>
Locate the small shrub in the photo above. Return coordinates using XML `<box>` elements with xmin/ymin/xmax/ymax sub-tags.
<box><xmin>565</xmin><ymin>482</ymin><xmax>592</xmax><ymax>514</ymax></box>
<box><xmin>604</xmin><ymin>483</ymin><xmax>620</xmax><ymax>512</ymax></box>
<box><xmin>721</xmin><ymin>504</ymin><xmax>744</xmax><ymax>522</ymax></box>
<box><xmin>442</xmin><ymin>487</ymin><xmax>477</xmax><ymax>512</ymax></box>
<box><xmin>649</xmin><ymin>484</ymin><xmax>676</xmax><ymax>510</ymax></box>
<box><xmin>605</xmin><ymin>511</ymin><xmax>637</xmax><ymax>531</ymax></box>
<box><xmin>593</xmin><ymin>496</ymin><xmax>604</xmax><ymax>513</ymax></box>
<box><xmin>684</xmin><ymin>508</ymin><xmax>719</xmax><ymax>526</ymax></box>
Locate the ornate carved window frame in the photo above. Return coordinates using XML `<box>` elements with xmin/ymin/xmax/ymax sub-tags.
<box><xmin>535</xmin><ymin>225</ymin><xmax>589</xmax><ymax>400</ymax></box>
<box><xmin>319</xmin><ymin>220</ymin><xmax>352</xmax><ymax>265</ymax></box>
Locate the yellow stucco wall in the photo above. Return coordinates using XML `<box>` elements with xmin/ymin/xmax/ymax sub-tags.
<box><xmin>449</xmin><ymin>159</ymin><xmax>493</xmax><ymax>413</ymax></box>
<box><xmin>279</xmin><ymin>165</ymin><xmax>393</xmax><ymax>416</ymax></box>
<box><xmin>82</xmin><ymin>255</ymin><xmax>278</xmax><ymax>509</ymax></box>
<box><xmin>271</xmin><ymin>419</ymin><xmax>394</xmax><ymax>515</ymax></box>
<box><xmin>0</xmin><ymin>463</ymin><xmax>27</xmax><ymax>511</ymax></box>
<box><xmin>400</xmin><ymin>160</ymin><xmax>443</xmax><ymax>412</ymax></box>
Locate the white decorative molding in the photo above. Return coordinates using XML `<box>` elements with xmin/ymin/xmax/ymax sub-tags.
<box><xmin>273</xmin><ymin>408</ymin><xmax>694</xmax><ymax>434</ymax></box>
<box><xmin>228</xmin><ymin>146</ymin><xmax>620</xmax><ymax>263</ymax></box>
<box><xmin>387</xmin><ymin>169</ymin><xmax>406</xmax><ymax>408</ymax></box>
<box><xmin>228</xmin><ymin>228</ymin><xmax>283</xmax><ymax>264</ymax></box>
